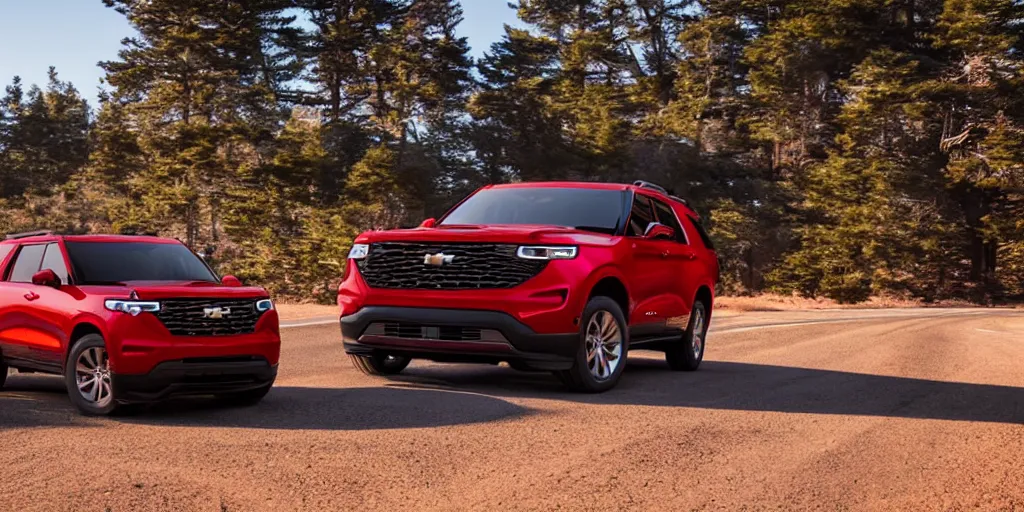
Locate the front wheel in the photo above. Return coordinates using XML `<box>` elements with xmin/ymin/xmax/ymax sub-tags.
<box><xmin>350</xmin><ymin>353</ymin><xmax>412</xmax><ymax>376</ymax></box>
<box><xmin>555</xmin><ymin>296</ymin><xmax>629</xmax><ymax>393</ymax></box>
<box><xmin>65</xmin><ymin>334</ymin><xmax>120</xmax><ymax>416</ymax></box>
<box><xmin>666</xmin><ymin>301</ymin><xmax>707</xmax><ymax>371</ymax></box>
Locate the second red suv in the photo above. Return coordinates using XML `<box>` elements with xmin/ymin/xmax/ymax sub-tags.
<box><xmin>0</xmin><ymin>232</ymin><xmax>280</xmax><ymax>415</ymax></box>
<box><xmin>339</xmin><ymin>181</ymin><xmax>720</xmax><ymax>392</ymax></box>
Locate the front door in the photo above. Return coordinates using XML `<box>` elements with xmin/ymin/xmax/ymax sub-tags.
<box><xmin>623</xmin><ymin>193</ymin><xmax>678</xmax><ymax>339</ymax></box>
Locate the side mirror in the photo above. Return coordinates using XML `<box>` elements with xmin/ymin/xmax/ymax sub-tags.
<box><xmin>419</xmin><ymin>218</ymin><xmax>437</xmax><ymax>228</ymax></box>
<box><xmin>644</xmin><ymin>222</ymin><xmax>675</xmax><ymax>241</ymax></box>
<box><xmin>221</xmin><ymin>275</ymin><xmax>242</xmax><ymax>287</ymax></box>
<box><xmin>32</xmin><ymin>269</ymin><xmax>61</xmax><ymax>288</ymax></box>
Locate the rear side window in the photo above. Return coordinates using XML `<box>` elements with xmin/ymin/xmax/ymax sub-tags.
<box><xmin>40</xmin><ymin>243</ymin><xmax>70</xmax><ymax>285</ymax></box>
<box><xmin>626</xmin><ymin>195</ymin><xmax>655</xmax><ymax>237</ymax></box>
<box><xmin>650</xmin><ymin>198</ymin><xmax>688</xmax><ymax>244</ymax></box>
<box><xmin>686</xmin><ymin>216</ymin><xmax>716</xmax><ymax>250</ymax></box>
<box><xmin>8</xmin><ymin>244</ymin><xmax>46</xmax><ymax>283</ymax></box>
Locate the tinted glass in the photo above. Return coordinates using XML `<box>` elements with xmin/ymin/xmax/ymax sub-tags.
<box><xmin>65</xmin><ymin>242</ymin><xmax>218</xmax><ymax>284</ymax></box>
<box><xmin>440</xmin><ymin>187</ymin><xmax>624</xmax><ymax>234</ymax></box>
<box><xmin>0</xmin><ymin>245</ymin><xmax>12</xmax><ymax>265</ymax></box>
<box><xmin>651</xmin><ymin>198</ymin><xmax>687</xmax><ymax>244</ymax></box>
<box><xmin>687</xmin><ymin>216</ymin><xmax>716</xmax><ymax>250</ymax></box>
<box><xmin>40</xmin><ymin>243</ymin><xmax>70</xmax><ymax>285</ymax></box>
<box><xmin>8</xmin><ymin>244</ymin><xmax>45</xmax><ymax>283</ymax></box>
<box><xmin>626</xmin><ymin>195</ymin><xmax>655</xmax><ymax>237</ymax></box>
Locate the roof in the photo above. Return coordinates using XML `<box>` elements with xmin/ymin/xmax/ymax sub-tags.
<box><xmin>0</xmin><ymin>233</ymin><xmax>180</xmax><ymax>245</ymax></box>
<box><xmin>489</xmin><ymin>181</ymin><xmax>632</xmax><ymax>191</ymax></box>
<box><xmin>487</xmin><ymin>181</ymin><xmax>698</xmax><ymax>215</ymax></box>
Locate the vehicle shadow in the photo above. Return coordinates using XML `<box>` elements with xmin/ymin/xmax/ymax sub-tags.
<box><xmin>0</xmin><ymin>375</ymin><xmax>532</xmax><ymax>431</ymax></box>
<box><xmin>126</xmin><ymin>385</ymin><xmax>532</xmax><ymax>430</ymax></box>
<box><xmin>389</xmin><ymin>356</ymin><xmax>1024</xmax><ymax>425</ymax></box>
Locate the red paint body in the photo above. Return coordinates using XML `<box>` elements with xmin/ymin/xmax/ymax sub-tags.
<box><xmin>339</xmin><ymin>181</ymin><xmax>720</xmax><ymax>362</ymax></box>
<box><xmin>0</xmin><ymin>235</ymin><xmax>280</xmax><ymax>378</ymax></box>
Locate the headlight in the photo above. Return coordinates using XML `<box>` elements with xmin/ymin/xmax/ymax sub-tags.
<box><xmin>104</xmin><ymin>299</ymin><xmax>161</xmax><ymax>316</ymax></box>
<box><xmin>348</xmin><ymin>243</ymin><xmax>370</xmax><ymax>260</ymax></box>
<box><xmin>516</xmin><ymin>246</ymin><xmax>578</xmax><ymax>260</ymax></box>
<box><xmin>256</xmin><ymin>299</ymin><xmax>274</xmax><ymax>312</ymax></box>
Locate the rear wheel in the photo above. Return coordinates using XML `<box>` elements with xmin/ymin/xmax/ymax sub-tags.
<box><xmin>555</xmin><ymin>296</ymin><xmax>629</xmax><ymax>393</ymax></box>
<box><xmin>666</xmin><ymin>301</ymin><xmax>707</xmax><ymax>371</ymax></box>
<box><xmin>65</xmin><ymin>334</ymin><xmax>119</xmax><ymax>416</ymax></box>
<box><xmin>350</xmin><ymin>353</ymin><xmax>412</xmax><ymax>376</ymax></box>
<box><xmin>0</xmin><ymin>360</ymin><xmax>8</xmax><ymax>389</ymax></box>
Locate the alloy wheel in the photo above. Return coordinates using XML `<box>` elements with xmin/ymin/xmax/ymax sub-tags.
<box><xmin>585</xmin><ymin>310</ymin><xmax>623</xmax><ymax>381</ymax></box>
<box><xmin>76</xmin><ymin>347</ymin><xmax>113</xmax><ymax>408</ymax></box>
<box><xmin>691</xmin><ymin>308</ymin><xmax>705</xmax><ymax>359</ymax></box>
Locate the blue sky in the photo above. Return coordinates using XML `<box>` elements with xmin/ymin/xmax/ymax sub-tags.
<box><xmin>0</xmin><ymin>0</ymin><xmax>520</xmax><ymax>102</ymax></box>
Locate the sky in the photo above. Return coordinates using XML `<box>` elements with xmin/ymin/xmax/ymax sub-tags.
<box><xmin>0</xmin><ymin>0</ymin><xmax>521</xmax><ymax>102</ymax></box>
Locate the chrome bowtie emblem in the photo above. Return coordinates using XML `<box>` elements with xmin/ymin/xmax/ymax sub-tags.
<box><xmin>203</xmin><ymin>307</ymin><xmax>231</xmax><ymax>319</ymax></box>
<box><xmin>423</xmin><ymin>253</ymin><xmax>455</xmax><ymax>266</ymax></box>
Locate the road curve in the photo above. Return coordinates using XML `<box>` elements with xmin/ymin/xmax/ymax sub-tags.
<box><xmin>1</xmin><ymin>308</ymin><xmax>1022</xmax><ymax>511</ymax></box>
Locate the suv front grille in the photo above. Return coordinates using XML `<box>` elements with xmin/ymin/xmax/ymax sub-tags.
<box><xmin>357</xmin><ymin>243</ymin><xmax>547</xmax><ymax>290</ymax></box>
<box><xmin>154</xmin><ymin>298</ymin><xmax>264</xmax><ymax>337</ymax></box>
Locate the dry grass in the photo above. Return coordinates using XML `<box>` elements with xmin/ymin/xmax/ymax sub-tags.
<box><xmin>715</xmin><ymin>293</ymin><xmax>977</xmax><ymax>312</ymax></box>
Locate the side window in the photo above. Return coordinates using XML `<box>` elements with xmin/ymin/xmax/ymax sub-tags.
<box><xmin>650</xmin><ymin>198</ymin><xmax>688</xmax><ymax>244</ymax></box>
<box><xmin>687</xmin><ymin>216</ymin><xmax>716</xmax><ymax>250</ymax></box>
<box><xmin>40</xmin><ymin>243</ymin><xmax>70</xmax><ymax>285</ymax></box>
<box><xmin>626</xmin><ymin>195</ymin><xmax>655</xmax><ymax>237</ymax></box>
<box><xmin>8</xmin><ymin>244</ymin><xmax>46</xmax><ymax>283</ymax></box>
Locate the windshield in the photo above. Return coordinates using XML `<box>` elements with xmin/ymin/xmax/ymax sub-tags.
<box><xmin>65</xmin><ymin>241</ymin><xmax>218</xmax><ymax>284</ymax></box>
<box><xmin>440</xmin><ymin>187</ymin><xmax>625</xmax><ymax>234</ymax></box>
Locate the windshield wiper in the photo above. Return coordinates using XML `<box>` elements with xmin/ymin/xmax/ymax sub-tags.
<box><xmin>81</xmin><ymin>280</ymin><xmax>128</xmax><ymax>286</ymax></box>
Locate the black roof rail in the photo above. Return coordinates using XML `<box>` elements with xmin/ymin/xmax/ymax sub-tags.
<box><xmin>4</xmin><ymin>230</ymin><xmax>54</xmax><ymax>240</ymax></box>
<box><xmin>669</xmin><ymin>195</ymin><xmax>691</xmax><ymax>207</ymax></box>
<box><xmin>632</xmin><ymin>180</ymin><xmax>669</xmax><ymax>195</ymax></box>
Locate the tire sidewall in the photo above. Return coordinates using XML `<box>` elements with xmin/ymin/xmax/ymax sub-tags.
<box><xmin>65</xmin><ymin>334</ymin><xmax>117</xmax><ymax>416</ymax></box>
<box><xmin>574</xmin><ymin>296</ymin><xmax>630</xmax><ymax>391</ymax></box>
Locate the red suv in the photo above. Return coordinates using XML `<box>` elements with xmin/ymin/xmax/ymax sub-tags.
<box><xmin>339</xmin><ymin>181</ymin><xmax>719</xmax><ymax>392</ymax></box>
<box><xmin>0</xmin><ymin>232</ymin><xmax>280</xmax><ymax>415</ymax></box>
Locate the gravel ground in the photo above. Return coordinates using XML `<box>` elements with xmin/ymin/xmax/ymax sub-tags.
<box><xmin>1</xmin><ymin>308</ymin><xmax>1022</xmax><ymax>511</ymax></box>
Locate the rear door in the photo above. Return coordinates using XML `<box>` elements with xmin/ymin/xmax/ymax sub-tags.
<box><xmin>0</xmin><ymin>243</ymin><xmax>71</xmax><ymax>371</ymax></box>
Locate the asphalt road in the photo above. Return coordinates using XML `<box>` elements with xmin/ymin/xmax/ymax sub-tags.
<box><xmin>1</xmin><ymin>308</ymin><xmax>1022</xmax><ymax>511</ymax></box>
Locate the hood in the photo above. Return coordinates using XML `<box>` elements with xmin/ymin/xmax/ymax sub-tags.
<box><xmin>355</xmin><ymin>224</ymin><xmax>618</xmax><ymax>247</ymax></box>
<box><xmin>81</xmin><ymin>281</ymin><xmax>269</xmax><ymax>300</ymax></box>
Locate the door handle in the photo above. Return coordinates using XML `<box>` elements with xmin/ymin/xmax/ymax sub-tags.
<box><xmin>680</xmin><ymin>251</ymin><xmax>696</xmax><ymax>260</ymax></box>
<box><xmin>24</xmin><ymin>292</ymin><xmax>40</xmax><ymax>301</ymax></box>
<box><xmin>661</xmin><ymin>250</ymin><xmax>670</xmax><ymax>258</ymax></box>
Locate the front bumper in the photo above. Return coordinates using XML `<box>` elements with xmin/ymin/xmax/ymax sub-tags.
<box><xmin>111</xmin><ymin>357</ymin><xmax>277</xmax><ymax>403</ymax></box>
<box><xmin>342</xmin><ymin>306</ymin><xmax>579</xmax><ymax>370</ymax></box>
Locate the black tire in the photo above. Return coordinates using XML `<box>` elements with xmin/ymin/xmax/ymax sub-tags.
<box><xmin>349</xmin><ymin>353</ymin><xmax>412</xmax><ymax>376</ymax></box>
<box><xmin>65</xmin><ymin>334</ymin><xmax>119</xmax><ymax>416</ymax></box>
<box><xmin>217</xmin><ymin>380</ymin><xmax>274</xmax><ymax>407</ymax></box>
<box><xmin>0</xmin><ymin>360</ymin><xmax>8</xmax><ymax>389</ymax></box>
<box><xmin>555</xmin><ymin>296</ymin><xmax>629</xmax><ymax>393</ymax></box>
<box><xmin>666</xmin><ymin>300</ymin><xmax>708</xmax><ymax>371</ymax></box>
